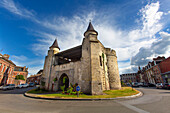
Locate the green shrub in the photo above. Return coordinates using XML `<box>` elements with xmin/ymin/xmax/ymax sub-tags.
<box><xmin>67</xmin><ymin>86</ymin><xmax>73</xmax><ymax>95</ymax></box>
<box><xmin>60</xmin><ymin>85</ymin><xmax>65</xmax><ymax>93</ymax></box>
<box><xmin>53</xmin><ymin>77</ymin><xmax>58</xmax><ymax>82</ymax></box>
<box><xmin>15</xmin><ymin>75</ymin><xmax>25</xmax><ymax>80</ymax></box>
<box><xmin>121</xmin><ymin>80</ymin><xmax>126</xmax><ymax>87</ymax></box>
<box><xmin>41</xmin><ymin>81</ymin><xmax>45</xmax><ymax>86</ymax></box>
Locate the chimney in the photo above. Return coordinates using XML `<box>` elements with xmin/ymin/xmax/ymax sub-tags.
<box><xmin>3</xmin><ymin>54</ymin><xmax>10</xmax><ymax>59</ymax></box>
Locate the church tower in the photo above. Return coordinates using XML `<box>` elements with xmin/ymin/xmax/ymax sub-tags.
<box><xmin>49</xmin><ymin>39</ymin><xmax>60</xmax><ymax>54</ymax></box>
<box><xmin>41</xmin><ymin>38</ymin><xmax>60</xmax><ymax>90</ymax></box>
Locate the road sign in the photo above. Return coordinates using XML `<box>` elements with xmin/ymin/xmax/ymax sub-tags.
<box><xmin>76</xmin><ymin>86</ymin><xmax>80</xmax><ymax>91</ymax></box>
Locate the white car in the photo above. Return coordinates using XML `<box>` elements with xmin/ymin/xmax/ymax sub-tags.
<box><xmin>1</xmin><ymin>84</ymin><xmax>15</xmax><ymax>90</ymax></box>
<box><xmin>156</xmin><ymin>83</ymin><xmax>163</xmax><ymax>89</ymax></box>
<box><xmin>17</xmin><ymin>84</ymin><xmax>28</xmax><ymax>88</ymax></box>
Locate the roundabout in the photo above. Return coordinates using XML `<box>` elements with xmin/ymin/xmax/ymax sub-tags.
<box><xmin>24</xmin><ymin>87</ymin><xmax>142</xmax><ymax>100</ymax></box>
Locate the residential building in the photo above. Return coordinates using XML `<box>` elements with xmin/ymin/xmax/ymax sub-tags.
<box><xmin>13</xmin><ymin>66</ymin><xmax>28</xmax><ymax>85</ymax></box>
<box><xmin>120</xmin><ymin>73</ymin><xmax>137</xmax><ymax>83</ymax></box>
<box><xmin>159</xmin><ymin>57</ymin><xmax>170</xmax><ymax>83</ymax></box>
<box><xmin>0</xmin><ymin>54</ymin><xmax>16</xmax><ymax>85</ymax></box>
<box><xmin>27</xmin><ymin>69</ymin><xmax>43</xmax><ymax>85</ymax></box>
<box><xmin>0</xmin><ymin>53</ymin><xmax>28</xmax><ymax>85</ymax></box>
<box><xmin>137</xmin><ymin>56</ymin><xmax>169</xmax><ymax>84</ymax></box>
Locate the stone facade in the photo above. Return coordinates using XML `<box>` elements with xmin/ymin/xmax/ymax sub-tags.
<box><xmin>41</xmin><ymin>22</ymin><xmax>121</xmax><ymax>95</ymax></box>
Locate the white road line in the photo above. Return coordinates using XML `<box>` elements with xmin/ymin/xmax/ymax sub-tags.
<box><xmin>115</xmin><ymin>100</ymin><xmax>150</xmax><ymax>113</ymax></box>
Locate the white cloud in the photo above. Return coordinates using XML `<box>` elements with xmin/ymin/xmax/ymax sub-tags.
<box><xmin>10</xmin><ymin>55</ymin><xmax>44</xmax><ymax>67</ymax></box>
<box><xmin>131</xmin><ymin>31</ymin><xmax>170</xmax><ymax>66</ymax></box>
<box><xmin>10</xmin><ymin>54</ymin><xmax>44</xmax><ymax>76</ymax></box>
<box><xmin>0</xmin><ymin>0</ymin><xmax>34</xmax><ymax>18</ymax></box>
<box><xmin>11</xmin><ymin>55</ymin><xmax>27</xmax><ymax>61</ymax></box>
<box><xmin>28</xmin><ymin>66</ymin><xmax>43</xmax><ymax>77</ymax></box>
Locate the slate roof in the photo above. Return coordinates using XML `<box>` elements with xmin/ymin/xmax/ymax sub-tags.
<box><xmin>84</xmin><ymin>22</ymin><xmax>98</xmax><ymax>36</ymax></box>
<box><xmin>50</xmin><ymin>39</ymin><xmax>60</xmax><ymax>50</ymax></box>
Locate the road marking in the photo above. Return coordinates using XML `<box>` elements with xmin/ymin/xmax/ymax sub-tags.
<box><xmin>115</xmin><ymin>100</ymin><xmax>150</xmax><ymax>113</ymax></box>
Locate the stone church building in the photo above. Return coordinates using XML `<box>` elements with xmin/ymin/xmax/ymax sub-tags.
<box><xmin>41</xmin><ymin>22</ymin><xmax>121</xmax><ymax>95</ymax></box>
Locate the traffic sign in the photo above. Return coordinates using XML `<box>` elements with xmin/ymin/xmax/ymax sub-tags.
<box><xmin>76</xmin><ymin>86</ymin><xmax>80</xmax><ymax>91</ymax></box>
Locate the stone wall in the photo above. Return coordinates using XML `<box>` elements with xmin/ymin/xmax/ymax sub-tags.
<box><xmin>106</xmin><ymin>48</ymin><xmax>121</xmax><ymax>89</ymax></box>
<box><xmin>80</xmin><ymin>37</ymin><xmax>91</xmax><ymax>94</ymax></box>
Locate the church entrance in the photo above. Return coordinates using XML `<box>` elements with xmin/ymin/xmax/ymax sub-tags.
<box><xmin>59</xmin><ymin>73</ymin><xmax>69</xmax><ymax>91</ymax></box>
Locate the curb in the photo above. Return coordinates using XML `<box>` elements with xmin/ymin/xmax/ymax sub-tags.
<box><xmin>24</xmin><ymin>90</ymin><xmax>143</xmax><ymax>101</ymax></box>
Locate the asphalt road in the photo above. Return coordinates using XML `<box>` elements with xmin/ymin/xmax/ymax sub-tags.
<box><xmin>0</xmin><ymin>87</ymin><xmax>170</xmax><ymax>113</ymax></box>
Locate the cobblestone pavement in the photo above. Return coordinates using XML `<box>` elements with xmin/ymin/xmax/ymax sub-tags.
<box><xmin>0</xmin><ymin>87</ymin><xmax>169</xmax><ymax>113</ymax></box>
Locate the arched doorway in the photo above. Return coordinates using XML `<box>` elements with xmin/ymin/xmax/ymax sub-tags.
<box><xmin>59</xmin><ymin>73</ymin><xmax>69</xmax><ymax>91</ymax></box>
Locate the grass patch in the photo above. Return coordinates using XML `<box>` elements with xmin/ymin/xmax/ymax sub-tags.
<box><xmin>29</xmin><ymin>87</ymin><xmax>139</xmax><ymax>99</ymax></box>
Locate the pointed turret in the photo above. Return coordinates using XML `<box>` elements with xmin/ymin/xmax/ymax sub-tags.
<box><xmin>50</xmin><ymin>39</ymin><xmax>60</xmax><ymax>50</ymax></box>
<box><xmin>49</xmin><ymin>39</ymin><xmax>60</xmax><ymax>54</ymax></box>
<box><xmin>84</xmin><ymin>22</ymin><xmax>98</xmax><ymax>36</ymax></box>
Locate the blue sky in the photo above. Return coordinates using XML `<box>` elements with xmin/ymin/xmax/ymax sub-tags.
<box><xmin>0</xmin><ymin>0</ymin><xmax>170</xmax><ymax>76</ymax></box>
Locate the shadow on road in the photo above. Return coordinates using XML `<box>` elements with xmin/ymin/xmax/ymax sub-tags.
<box><xmin>159</xmin><ymin>92</ymin><xmax>170</xmax><ymax>94</ymax></box>
<box><xmin>0</xmin><ymin>87</ymin><xmax>36</xmax><ymax>94</ymax></box>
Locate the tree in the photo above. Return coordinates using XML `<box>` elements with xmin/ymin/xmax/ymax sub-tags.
<box><xmin>121</xmin><ymin>80</ymin><xmax>125</xmax><ymax>87</ymax></box>
<box><xmin>15</xmin><ymin>75</ymin><xmax>25</xmax><ymax>80</ymax></box>
<box><xmin>129</xmin><ymin>80</ymin><xmax>133</xmax><ymax>91</ymax></box>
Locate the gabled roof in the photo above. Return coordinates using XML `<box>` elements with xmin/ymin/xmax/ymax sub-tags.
<box><xmin>0</xmin><ymin>56</ymin><xmax>16</xmax><ymax>66</ymax></box>
<box><xmin>50</xmin><ymin>39</ymin><xmax>60</xmax><ymax>50</ymax></box>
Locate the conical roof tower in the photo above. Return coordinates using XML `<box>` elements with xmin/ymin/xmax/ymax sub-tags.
<box><xmin>50</xmin><ymin>39</ymin><xmax>60</xmax><ymax>50</ymax></box>
<box><xmin>84</xmin><ymin>22</ymin><xmax>98</xmax><ymax>36</ymax></box>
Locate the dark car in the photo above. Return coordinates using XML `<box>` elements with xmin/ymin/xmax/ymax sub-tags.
<box><xmin>126</xmin><ymin>83</ymin><xmax>131</xmax><ymax>87</ymax></box>
<box><xmin>142</xmin><ymin>83</ymin><xmax>155</xmax><ymax>87</ymax></box>
<box><xmin>132</xmin><ymin>82</ymin><xmax>139</xmax><ymax>87</ymax></box>
<box><xmin>142</xmin><ymin>83</ymin><xmax>149</xmax><ymax>87</ymax></box>
<box><xmin>29</xmin><ymin>83</ymin><xmax>35</xmax><ymax>87</ymax></box>
<box><xmin>148</xmin><ymin>83</ymin><xmax>155</xmax><ymax>87</ymax></box>
<box><xmin>163</xmin><ymin>83</ymin><xmax>170</xmax><ymax>89</ymax></box>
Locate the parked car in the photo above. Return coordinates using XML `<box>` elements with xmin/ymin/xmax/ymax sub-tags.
<box><xmin>17</xmin><ymin>84</ymin><xmax>28</xmax><ymax>88</ymax></box>
<box><xmin>0</xmin><ymin>86</ymin><xmax>3</xmax><ymax>90</ymax></box>
<box><xmin>126</xmin><ymin>83</ymin><xmax>131</xmax><ymax>87</ymax></box>
<box><xmin>1</xmin><ymin>84</ymin><xmax>15</xmax><ymax>90</ymax></box>
<box><xmin>142</xmin><ymin>83</ymin><xmax>155</xmax><ymax>87</ymax></box>
<box><xmin>142</xmin><ymin>83</ymin><xmax>149</xmax><ymax>87</ymax></box>
<box><xmin>163</xmin><ymin>83</ymin><xmax>170</xmax><ymax>89</ymax></box>
<box><xmin>156</xmin><ymin>83</ymin><xmax>163</xmax><ymax>89</ymax></box>
<box><xmin>138</xmin><ymin>83</ymin><xmax>143</xmax><ymax>86</ymax></box>
<box><xmin>132</xmin><ymin>82</ymin><xmax>139</xmax><ymax>87</ymax></box>
<box><xmin>29</xmin><ymin>83</ymin><xmax>35</xmax><ymax>87</ymax></box>
<box><xmin>148</xmin><ymin>83</ymin><xmax>155</xmax><ymax>87</ymax></box>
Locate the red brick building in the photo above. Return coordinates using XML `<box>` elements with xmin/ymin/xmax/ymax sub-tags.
<box><xmin>0</xmin><ymin>53</ymin><xmax>28</xmax><ymax>86</ymax></box>
<box><xmin>0</xmin><ymin>54</ymin><xmax>16</xmax><ymax>85</ymax></box>
<box><xmin>13</xmin><ymin>66</ymin><xmax>28</xmax><ymax>85</ymax></box>
<box><xmin>159</xmin><ymin>57</ymin><xmax>170</xmax><ymax>83</ymax></box>
<box><xmin>137</xmin><ymin>56</ymin><xmax>169</xmax><ymax>84</ymax></box>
